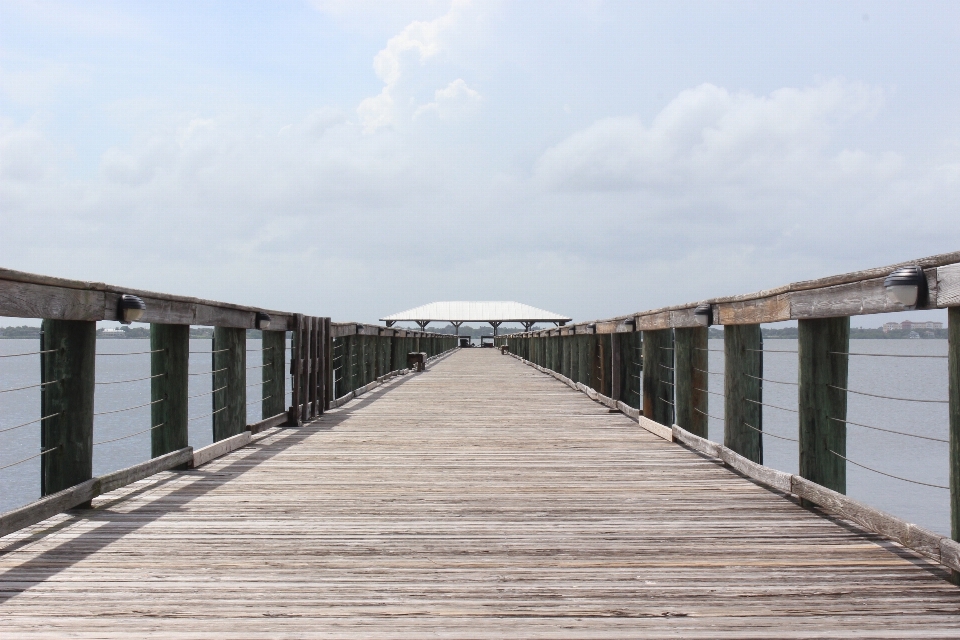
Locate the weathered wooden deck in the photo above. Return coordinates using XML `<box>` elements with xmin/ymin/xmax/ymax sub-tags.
<box><xmin>2</xmin><ymin>349</ymin><xmax>959</xmax><ymax>637</ymax></box>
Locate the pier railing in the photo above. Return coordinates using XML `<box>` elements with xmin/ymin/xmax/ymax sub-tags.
<box><xmin>0</xmin><ymin>266</ymin><xmax>456</xmax><ymax>535</ymax></box>
<box><xmin>498</xmin><ymin>250</ymin><xmax>960</xmax><ymax>572</ymax></box>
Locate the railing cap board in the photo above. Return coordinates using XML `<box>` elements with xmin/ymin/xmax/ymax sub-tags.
<box><xmin>501</xmin><ymin>251</ymin><xmax>960</xmax><ymax>337</ymax></box>
<box><xmin>0</xmin><ymin>266</ymin><xmax>297</xmax><ymax>329</ymax></box>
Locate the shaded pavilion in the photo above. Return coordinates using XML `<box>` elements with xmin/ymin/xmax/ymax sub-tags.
<box><xmin>380</xmin><ymin>301</ymin><xmax>571</xmax><ymax>335</ymax></box>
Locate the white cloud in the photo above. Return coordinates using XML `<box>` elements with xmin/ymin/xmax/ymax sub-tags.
<box><xmin>357</xmin><ymin>1</ymin><xmax>480</xmax><ymax>133</ymax></box>
<box><xmin>414</xmin><ymin>78</ymin><xmax>481</xmax><ymax>120</ymax></box>
<box><xmin>535</xmin><ymin>80</ymin><xmax>885</xmax><ymax>192</ymax></box>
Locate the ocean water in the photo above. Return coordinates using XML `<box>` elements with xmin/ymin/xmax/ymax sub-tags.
<box><xmin>0</xmin><ymin>337</ymin><xmax>952</xmax><ymax>536</ymax></box>
<box><xmin>0</xmin><ymin>338</ymin><xmax>291</xmax><ymax>513</ymax></box>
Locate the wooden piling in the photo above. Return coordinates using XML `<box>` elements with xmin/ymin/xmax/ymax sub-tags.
<box><xmin>675</xmin><ymin>327</ymin><xmax>708</xmax><ymax>438</ymax></box>
<box><xmin>40</xmin><ymin>319</ymin><xmax>96</xmax><ymax>497</ymax></box>
<box><xmin>262</xmin><ymin>329</ymin><xmax>286</xmax><ymax>419</ymax></box>
<box><xmin>949</xmin><ymin>306</ymin><xmax>960</xmax><ymax>543</ymax></box>
<box><xmin>724</xmin><ymin>324</ymin><xmax>762</xmax><ymax>463</ymax></box>
<box><xmin>642</xmin><ymin>329</ymin><xmax>674</xmax><ymax>425</ymax></box>
<box><xmin>150</xmin><ymin>324</ymin><xmax>189</xmax><ymax>457</ymax></box>
<box><xmin>213</xmin><ymin>327</ymin><xmax>246</xmax><ymax>441</ymax></box>
<box><xmin>798</xmin><ymin>317</ymin><xmax>849</xmax><ymax>495</ymax></box>
<box><xmin>288</xmin><ymin>315</ymin><xmax>303</xmax><ymax>425</ymax></box>
<box><xmin>610</xmin><ymin>333</ymin><xmax>622</xmax><ymax>401</ymax></box>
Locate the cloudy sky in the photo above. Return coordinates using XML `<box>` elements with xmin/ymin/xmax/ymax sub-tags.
<box><xmin>1</xmin><ymin>1</ymin><xmax>958</xmax><ymax>326</ymax></box>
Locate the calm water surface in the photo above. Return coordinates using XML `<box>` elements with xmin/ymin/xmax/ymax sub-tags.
<box><xmin>0</xmin><ymin>337</ymin><xmax>952</xmax><ymax>536</ymax></box>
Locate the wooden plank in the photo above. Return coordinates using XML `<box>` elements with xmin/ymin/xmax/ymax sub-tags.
<box><xmin>0</xmin><ymin>280</ymin><xmax>105</xmax><ymax>320</ymax></box>
<box><xmin>150</xmin><ymin>323</ymin><xmax>189</xmax><ymax>457</ymax></box>
<box><xmin>798</xmin><ymin>317</ymin><xmax>848</xmax><ymax>494</ymax></box>
<box><xmin>718</xmin><ymin>446</ymin><xmax>792</xmax><ymax>493</ymax></box>
<box><xmin>247</xmin><ymin>412</ymin><xmax>288</xmax><ymax>434</ymax></box>
<box><xmin>191</xmin><ymin>431</ymin><xmax>251</xmax><ymax>468</ymax></box>
<box><xmin>3</xmin><ymin>349</ymin><xmax>960</xmax><ymax>637</ymax></box>
<box><xmin>938</xmin><ymin>263</ymin><xmax>960</xmax><ymax>307</ymax></box>
<box><xmin>40</xmin><ymin>319</ymin><xmax>96</xmax><ymax>497</ymax></box>
<box><xmin>718</xmin><ymin>294</ymin><xmax>790</xmax><ymax>325</ymax></box>
<box><xmin>99</xmin><ymin>447</ymin><xmax>193</xmax><ymax>493</ymax></box>
<box><xmin>0</xmin><ymin>479</ymin><xmax>98</xmax><ymax>538</ymax></box>
<box><xmin>638</xmin><ymin>415</ymin><xmax>673</xmax><ymax>441</ymax></box>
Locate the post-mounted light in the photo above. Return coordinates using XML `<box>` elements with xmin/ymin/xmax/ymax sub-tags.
<box><xmin>883</xmin><ymin>265</ymin><xmax>928</xmax><ymax>310</ymax></box>
<box><xmin>694</xmin><ymin>304</ymin><xmax>713</xmax><ymax>327</ymax></box>
<box><xmin>118</xmin><ymin>295</ymin><xmax>146</xmax><ymax>325</ymax></box>
<box><xmin>255</xmin><ymin>312</ymin><xmax>272</xmax><ymax>331</ymax></box>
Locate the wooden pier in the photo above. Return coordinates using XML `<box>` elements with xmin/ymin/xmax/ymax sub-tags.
<box><xmin>3</xmin><ymin>349</ymin><xmax>960</xmax><ymax>637</ymax></box>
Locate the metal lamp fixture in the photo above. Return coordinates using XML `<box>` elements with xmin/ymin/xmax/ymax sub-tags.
<box><xmin>255</xmin><ymin>312</ymin><xmax>271</xmax><ymax>331</ymax></box>
<box><xmin>694</xmin><ymin>304</ymin><xmax>713</xmax><ymax>327</ymax></box>
<box><xmin>118</xmin><ymin>295</ymin><xmax>146</xmax><ymax>324</ymax></box>
<box><xmin>883</xmin><ymin>265</ymin><xmax>928</xmax><ymax>309</ymax></box>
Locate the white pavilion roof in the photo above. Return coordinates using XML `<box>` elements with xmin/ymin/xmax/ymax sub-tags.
<box><xmin>381</xmin><ymin>301</ymin><xmax>570</xmax><ymax>323</ymax></box>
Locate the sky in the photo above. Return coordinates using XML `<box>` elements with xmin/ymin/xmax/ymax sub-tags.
<box><xmin>1</xmin><ymin>0</ymin><xmax>959</xmax><ymax>327</ymax></box>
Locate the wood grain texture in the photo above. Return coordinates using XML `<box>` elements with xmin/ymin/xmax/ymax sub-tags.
<box><xmin>212</xmin><ymin>327</ymin><xmax>246</xmax><ymax>442</ymax></box>
<box><xmin>938</xmin><ymin>264</ymin><xmax>960</xmax><ymax>307</ymax></box>
<box><xmin>951</xmin><ymin>307</ymin><xmax>960</xmax><ymax>541</ymax></box>
<box><xmin>798</xmin><ymin>317</ymin><xmax>849</xmax><ymax>494</ymax></box>
<box><xmin>40</xmin><ymin>319</ymin><xmax>96</xmax><ymax>497</ymax></box>
<box><xmin>151</xmin><ymin>324</ymin><xmax>190</xmax><ymax>457</ymax></box>
<box><xmin>724</xmin><ymin>324</ymin><xmax>762</xmax><ymax>463</ymax></box>
<box><xmin>2</xmin><ymin>350</ymin><xmax>960</xmax><ymax>637</ymax></box>
<box><xmin>674</xmin><ymin>327</ymin><xmax>707</xmax><ymax>438</ymax></box>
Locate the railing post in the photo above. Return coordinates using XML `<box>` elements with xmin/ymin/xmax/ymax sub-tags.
<box><xmin>40</xmin><ymin>319</ymin><xmax>95</xmax><ymax>498</ymax></box>
<box><xmin>948</xmin><ymin>307</ymin><xmax>959</xmax><ymax>546</ymax></box>
<box><xmin>610</xmin><ymin>333</ymin><xmax>622</xmax><ymax>401</ymax></box>
<box><xmin>262</xmin><ymin>328</ymin><xmax>286</xmax><ymax>419</ymax></box>
<box><xmin>289</xmin><ymin>314</ymin><xmax>303</xmax><ymax>425</ymax></box>
<box><xmin>674</xmin><ymin>327</ymin><xmax>708</xmax><ymax>438</ymax></box>
<box><xmin>322</xmin><ymin>318</ymin><xmax>330</xmax><ymax>411</ymax></box>
<box><xmin>213</xmin><ymin>326</ymin><xmax>246</xmax><ymax>441</ymax></box>
<box><xmin>642</xmin><ymin>328</ymin><xmax>674</xmax><ymax>425</ymax></box>
<box><xmin>798</xmin><ymin>317</ymin><xmax>849</xmax><ymax>495</ymax></box>
<box><xmin>300</xmin><ymin>317</ymin><xmax>314</xmax><ymax>423</ymax></box>
<box><xmin>724</xmin><ymin>324</ymin><xmax>762</xmax><ymax>463</ymax></box>
<box><xmin>150</xmin><ymin>324</ymin><xmax>189</xmax><ymax>457</ymax></box>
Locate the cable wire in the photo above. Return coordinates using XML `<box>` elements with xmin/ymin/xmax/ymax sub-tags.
<box><xmin>188</xmin><ymin>385</ymin><xmax>227</xmax><ymax>400</ymax></box>
<box><xmin>97</xmin><ymin>372</ymin><xmax>165</xmax><ymax>386</ymax></box>
<box><xmin>831</xmin><ymin>351</ymin><xmax>947</xmax><ymax>359</ymax></box>
<box><xmin>188</xmin><ymin>406</ymin><xmax>227</xmax><ymax>422</ymax></box>
<box><xmin>828</xmin><ymin>385</ymin><xmax>948</xmax><ymax>404</ymax></box>
<box><xmin>658</xmin><ymin>396</ymin><xmax>675</xmax><ymax>406</ymax></box>
<box><xmin>0</xmin><ymin>379</ymin><xmax>59</xmax><ymax>394</ymax></box>
<box><xmin>743</xmin><ymin>420</ymin><xmax>797</xmax><ymax>442</ymax></box>
<box><xmin>749</xmin><ymin>348</ymin><xmax>796</xmax><ymax>354</ymax></box>
<box><xmin>247</xmin><ymin>379</ymin><xmax>272</xmax><ymax>388</ymax></box>
<box><xmin>693</xmin><ymin>407</ymin><xmax>724</xmax><ymax>421</ymax></box>
<box><xmin>745</xmin><ymin>398</ymin><xmax>798</xmax><ymax>413</ymax></box>
<box><xmin>189</xmin><ymin>348</ymin><xmax>231</xmax><ymax>354</ymax></box>
<box><xmin>745</xmin><ymin>373</ymin><xmax>798</xmax><ymax>386</ymax></box>
<box><xmin>97</xmin><ymin>349</ymin><xmax>166</xmax><ymax>356</ymax></box>
<box><xmin>695</xmin><ymin>348</ymin><xmax>724</xmax><ymax>352</ymax></box>
<box><xmin>94</xmin><ymin>398</ymin><xmax>164</xmax><ymax>416</ymax></box>
<box><xmin>0</xmin><ymin>413</ymin><xmax>59</xmax><ymax>435</ymax></box>
<box><xmin>694</xmin><ymin>367</ymin><xmax>724</xmax><ymax>376</ymax></box>
<box><xmin>0</xmin><ymin>446</ymin><xmax>59</xmax><ymax>472</ymax></box>
<box><xmin>188</xmin><ymin>367</ymin><xmax>228</xmax><ymax>377</ymax></box>
<box><xmin>829</xmin><ymin>449</ymin><xmax>948</xmax><ymax>490</ymax></box>
<box><xmin>658</xmin><ymin>363</ymin><xmax>674</xmax><ymax>371</ymax></box>
<box><xmin>694</xmin><ymin>387</ymin><xmax>725</xmax><ymax>397</ymax></box>
<box><xmin>827</xmin><ymin>416</ymin><xmax>948</xmax><ymax>443</ymax></box>
<box><xmin>93</xmin><ymin>423</ymin><xmax>166</xmax><ymax>446</ymax></box>
<box><xmin>0</xmin><ymin>349</ymin><xmax>57</xmax><ymax>359</ymax></box>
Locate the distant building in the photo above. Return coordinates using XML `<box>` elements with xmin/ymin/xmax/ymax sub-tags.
<box><xmin>882</xmin><ymin>320</ymin><xmax>943</xmax><ymax>333</ymax></box>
